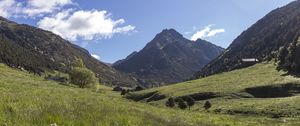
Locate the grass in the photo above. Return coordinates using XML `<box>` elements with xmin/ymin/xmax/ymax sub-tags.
<box><xmin>131</xmin><ymin>63</ymin><xmax>285</xmax><ymax>97</ymax></box>
<box><xmin>129</xmin><ymin>62</ymin><xmax>300</xmax><ymax>120</ymax></box>
<box><xmin>0</xmin><ymin>63</ymin><xmax>299</xmax><ymax>125</ymax></box>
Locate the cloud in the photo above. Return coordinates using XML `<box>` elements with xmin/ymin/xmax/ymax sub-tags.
<box><xmin>37</xmin><ymin>9</ymin><xmax>135</xmax><ymax>41</ymax></box>
<box><xmin>191</xmin><ymin>25</ymin><xmax>225</xmax><ymax>41</ymax></box>
<box><xmin>0</xmin><ymin>0</ymin><xmax>19</xmax><ymax>18</ymax></box>
<box><xmin>0</xmin><ymin>0</ymin><xmax>73</xmax><ymax>18</ymax></box>
<box><xmin>91</xmin><ymin>54</ymin><xmax>100</xmax><ymax>60</ymax></box>
<box><xmin>0</xmin><ymin>0</ymin><xmax>135</xmax><ymax>42</ymax></box>
<box><xmin>23</xmin><ymin>0</ymin><xmax>73</xmax><ymax>17</ymax></box>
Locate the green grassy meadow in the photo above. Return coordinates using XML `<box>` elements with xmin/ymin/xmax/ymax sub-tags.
<box><xmin>129</xmin><ymin>62</ymin><xmax>300</xmax><ymax>121</ymax></box>
<box><xmin>0</xmin><ymin>63</ymin><xmax>299</xmax><ymax>125</ymax></box>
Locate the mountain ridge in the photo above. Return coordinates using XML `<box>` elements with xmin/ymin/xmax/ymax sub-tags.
<box><xmin>195</xmin><ymin>0</ymin><xmax>300</xmax><ymax>78</ymax></box>
<box><xmin>113</xmin><ymin>29</ymin><xmax>224</xmax><ymax>87</ymax></box>
<box><xmin>0</xmin><ymin>16</ymin><xmax>137</xmax><ymax>87</ymax></box>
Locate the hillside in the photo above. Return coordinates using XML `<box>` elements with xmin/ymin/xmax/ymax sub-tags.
<box><xmin>113</xmin><ymin>29</ymin><xmax>224</xmax><ymax>87</ymax></box>
<box><xmin>128</xmin><ymin>62</ymin><xmax>300</xmax><ymax>120</ymax></box>
<box><xmin>277</xmin><ymin>35</ymin><xmax>300</xmax><ymax>74</ymax></box>
<box><xmin>0</xmin><ymin>63</ymin><xmax>293</xmax><ymax>125</ymax></box>
<box><xmin>196</xmin><ymin>0</ymin><xmax>300</xmax><ymax>78</ymax></box>
<box><xmin>0</xmin><ymin>17</ymin><xmax>137</xmax><ymax>87</ymax></box>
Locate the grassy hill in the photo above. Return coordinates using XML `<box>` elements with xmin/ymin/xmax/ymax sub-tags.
<box><xmin>1</xmin><ymin>63</ymin><xmax>298</xmax><ymax>125</ymax></box>
<box><xmin>128</xmin><ymin>62</ymin><xmax>300</xmax><ymax>120</ymax></box>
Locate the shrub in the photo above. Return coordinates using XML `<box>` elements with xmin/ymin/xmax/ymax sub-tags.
<box><xmin>204</xmin><ymin>101</ymin><xmax>212</xmax><ymax>110</ymax></box>
<box><xmin>113</xmin><ymin>86</ymin><xmax>123</xmax><ymax>92</ymax></box>
<box><xmin>135</xmin><ymin>86</ymin><xmax>144</xmax><ymax>91</ymax></box>
<box><xmin>177</xmin><ymin>98</ymin><xmax>188</xmax><ymax>110</ymax></box>
<box><xmin>121</xmin><ymin>89</ymin><xmax>127</xmax><ymax>95</ymax></box>
<box><xmin>185</xmin><ymin>96</ymin><xmax>195</xmax><ymax>110</ymax></box>
<box><xmin>69</xmin><ymin>67</ymin><xmax>97</xmax><ymax>88</ymax></box>
<box><xmin>165</xmin><ymin>97</ymin><xmax>175</xmax><ymax>108</ymax></box>
<box><xmin>73</xmin><ymin>58</ymin><xmax>85</xmax><ymax>68</ymax></box>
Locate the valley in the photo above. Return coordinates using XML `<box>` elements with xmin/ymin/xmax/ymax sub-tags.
<box><xmin>128</xmin><ymin>62</ymin><xmax>300</xmax><ymax>119</ymax></box>
<box><xmin>0</xmin><ymin>63</ymin><xmax>299</xmax><ymax>125</ymax></box>
<box><xmin>1</xmin><ymin>0</ymin><xmax>300</xmax><ymax>125</ymax></box>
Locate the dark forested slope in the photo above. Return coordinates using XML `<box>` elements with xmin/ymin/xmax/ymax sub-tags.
<box><xmin>0</xmin><ymin>17</ymin><xmax>137</xmax><ymax>87</ymax></box>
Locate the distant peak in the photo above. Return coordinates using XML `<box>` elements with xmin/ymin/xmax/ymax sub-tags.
<box><xmin>161</xmin><ymin>28</ymin><xmax>177</xmax><ymax>33</ymax></box>
<box><xmin>194</xmin><ymin>38</ymin><xmax>205</xmax><ymax>42</ymax></box>
<box><xmin>155</xmin><ymin>28</ymin><xmax>183</xmax><ymax>40</ymax></box>
<box><xmin>160</xmin><ymin>28</ymin><xmax>181</xmax><ymax>35</ymax></box>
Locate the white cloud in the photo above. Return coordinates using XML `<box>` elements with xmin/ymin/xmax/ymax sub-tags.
<box><xmin>24</xmin><ymin>0</ymin><xmax>73</xmax><ymax>17</ymax></box>
<box><xmin>37</xmin><ymin>10</ymin><xmax>135</xmax><ymax>41</ymax></box>
<box><xmin>0</xmin><ymin>0</ymin><xmax>135</xmax><ymax>42</ymax></box>
<box><xmin>191</xmin><ymin>25</ymin><xmax>225</xmax><ymax>41</ymax></box>
<box><xmin>0</xmin><ymin>0</ymin><xmax>73</xmax><ymax>18</ymax></box>
<box><xmin>207</xmin><ymin>29</ymin><xmax>225</xmax><ymax>37</ymax></box>
<box><xmin>0</xmin><ymin>0</ymin><xmax>19</xmax><ymax>18</ymax></box>
<box><xmin>91</xmin><ymin>54</ymin><xmax>100</xmax><ymax>60</ymax></box>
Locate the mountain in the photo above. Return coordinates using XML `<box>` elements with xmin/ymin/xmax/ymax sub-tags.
<box><xmin>0</xmin><ymin>16</ymin><xmax>137</xmax><ymax>87</ymax></box>
<box><xmin>113</xmin><ymin>29</ymin><xmax>224</xmax><ymax>87</ymax></box>
<box><xmin>195</xmin><ymin>0</ymin><xmax>300</xmax><ymax>78</ymax></box>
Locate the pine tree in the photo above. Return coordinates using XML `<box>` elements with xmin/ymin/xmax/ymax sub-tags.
<box><xmin>177</xmin><ymin>98</ymin><xmax>188</xmax><ymax>110</ymax></box>
<box><xmin>165</xmin><ymin>97</ymin><xmax>175</xmax><ymax>108</ymax></box>
<box><xmin>186</xmin><ymin>96</ymin><xmax>195</xmax><ymax>110</ymax></box>
<box><xmin>204</xmin><ymin>101</ymin><xmax>212</xmax><ymax>110</ymax></box>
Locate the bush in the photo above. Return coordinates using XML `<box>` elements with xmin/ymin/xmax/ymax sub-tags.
<box><xmin>121</xmin><ymin>89</ymin><xmax>127</xmax><ymax>95</ymax></box>
<box><xmin>185</xmin><ymin>96</ymin><xmax>195</xmax><ymax>109</ymax></box>
<box><xmin>177</xmin><ymin>98</ymin><xmax>188</xmax><ymax>110</ymax></box>
<box><xmin>135</xmin><ymin>86</ymin><xmax>144</xmax><ymax>91</ymax></box>
<box><xmin>204</xmin><ymin>101</ymin><xmax>212</xmax><ymax>110</ymax></box>
<box><xmin>113</xmin><ymin>86</ymin><xmax>123</xmax><ymax>92</ymax></box>
<box><xmin>69</xmin><ymin>67</ymin><xmax>97</xmax><ymax>88</ymax></box>
<box><xmin>73</xmin><ymin>58</ymin><xmax>85</xmax><ymax>68</ymax></box>
<box><xmin>165</xmin><ymin>97</ymin><xmax>175</xmax><ymax>108</ymax></box>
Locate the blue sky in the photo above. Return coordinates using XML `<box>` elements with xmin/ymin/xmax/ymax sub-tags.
<box><xmin>0</xmin><ymin>0</ymin><xmax>295</xmax><ymax>63</ymax></box>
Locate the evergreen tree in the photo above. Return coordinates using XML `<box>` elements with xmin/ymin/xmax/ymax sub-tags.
<box><xmin>177</xmin><ymin>98</ymin><xmax>188</xmax><ymax>110</ymax></box>
<box><xmin>185</xmin><ymin>96</ymin><xmax>195</xmax><ymax>110</ymax></box>
<box><xmin>121</xmin><ymin>89</ymin><xmax>127</xmax><ymax>95</ymax></box>
<box><xmin>165</xmin><ymin>97</ymin><xmax>175</xmax><ymax>108</ymax></box>
<box><xmin>204</xmin><ymin>101</ymin><xmax>212</xmax><ymax>110</ymax></box>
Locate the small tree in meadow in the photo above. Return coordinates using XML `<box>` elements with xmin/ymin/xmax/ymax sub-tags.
<box><xmin>69</xmin><ymin>67</ymin><xmax>97</xmax><ymax>88</ymax></box>
<box><xmin>69</xmin><ymin>58</ymin><xmax>98</xmax><ymax>88</ymax></box>
<box><xmin>165</xmin><ymin>97</ymin><xmax>175</xmax><ymax>108</ymax></box>
<box><xmin>186</xmin><ymin>96</ymin><xmax>195</xmax><ymax>110</ymax></box>
<box><xmin>204</xmin><ymin>101</ymin><xmax>212</xmax><ymax>110</ymax></box>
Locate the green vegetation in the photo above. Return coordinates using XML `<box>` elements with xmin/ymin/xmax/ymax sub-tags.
<box><xmin>69</xmin><ymin>67</ymin><xmax>97</xmax><ymax>88</ymax></box>
<box><xmin>69</xmin><ymin>58</ymin><xmax>98</xmax><ymax>88</ymax></box>
<box><xmin>0</xmin><ymin>64</ymin><xmax>293</xmax><ymax>126</ymax></box>
<box><xmin>278</xmin><ymin>36</ymin><xmax>300</xmax><ymax>73</ymax></box>
<box><xmin>129</xmin><ymin>62</ymin><xmax>300</xmax><ymax>121</ymax></box>
<box><xmin>1</xmin><ymin>63</ymin><xmax>298</xmax><ymax>125</ymax></box>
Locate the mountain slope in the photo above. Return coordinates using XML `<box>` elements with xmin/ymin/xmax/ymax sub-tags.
<box><xmin>128</xmin><ymin>62</ymin><xmax>300</xmax><ymax>119</ymax></box>
<box><xmin>0</xmin><ymin>63</ymin><xmax>290</xmax><ymax>125</ymax></box>
<box><xmin>196</xmin><ymin>0</ymin><xmax>300</xmax><ymax>78</ymax></box>
<box><xmin>113</xmin><ymin>29</ymin><xmax>224</xmax><ymax>87</ymax></box>
<box><xmin>0</xmin><ymin>17</ymin><xmax>137</xmax><ymax>87</ymax></box>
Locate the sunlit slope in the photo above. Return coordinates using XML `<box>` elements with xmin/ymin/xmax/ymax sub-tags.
<box><xmin>129</xmin><ymin>62</ymin><xmax>300</xmax><ymax>119</ymax></box>
<box><xmin>1</xmin><ymin>63</ymin><xmax>292</xmax><ymax>126</ymax></box>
